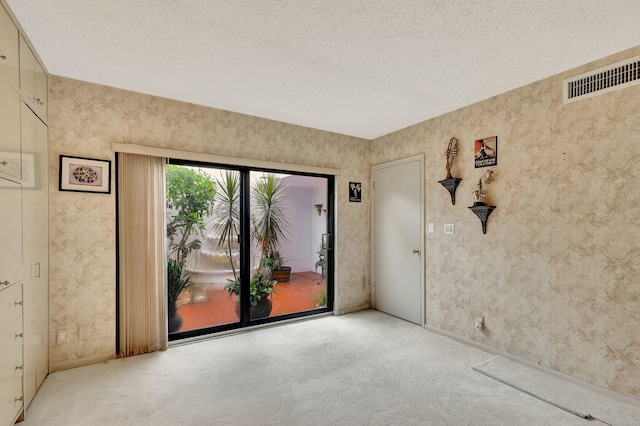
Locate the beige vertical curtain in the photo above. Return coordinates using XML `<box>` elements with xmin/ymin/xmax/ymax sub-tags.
<box><xmin>118</xmin><ymin>153</ymin><xmax>167</xmax><ymax>357</ymax></box>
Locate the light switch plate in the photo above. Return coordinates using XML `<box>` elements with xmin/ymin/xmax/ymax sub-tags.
<box><xmin>428</xmin><ymin>223</ymin><xmax>435</xmax><ymax>233</ymax></box>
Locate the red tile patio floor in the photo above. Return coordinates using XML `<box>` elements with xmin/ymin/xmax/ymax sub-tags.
<box><xmin>176</xmin><ymin>271</ymin><xmax>326</xmax><ymax>333</ymax></box>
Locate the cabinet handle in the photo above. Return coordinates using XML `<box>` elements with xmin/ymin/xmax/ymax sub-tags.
<box><xmin>15</xmin><ymin>300</ymin><xmax>23</xmax><ymax>306</ymax></box>
<box><xmin>1</xmin><ymin>280</ymin><xmax>10</xmax><ymax>286</ymax></box>
<box><xmin>15</xmin><ymin>365</ymin><xmax>23</xmax><ymax>370</ymax></box>
<box><xmin>35</xmin><ymin>261</ymin><xmax>41</xmax><ymax>278</ymax></box>
<box><xmin>0</xmin><ymin>161</ymin><xmax>7</xmax><ymax>166</ymax></box>
<box><xmin>0</xmin><ymin>54</ymin><xmax>7</xmax><ymax>60</ymax></box>
<box><xmin>16</xmin><ymin>332</ymin><xmax>23</xmax><ymax>338</ymax></box>
<box><xmin>15</xmin><ymin>396</ymin><xmax>23</xmax><ymax>402</ymax></box>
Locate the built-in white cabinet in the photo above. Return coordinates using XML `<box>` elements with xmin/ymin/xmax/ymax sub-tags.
<box><xmin>0</xmin><ymin>3</ymin><xmax>19</xmax><ymax>89</ymax></box>
<box><xmin>0</xmin><ymin>75</ymin><xmax>21</xmax><ymax>181</ymax></box>
<box><xmin>21</xmin><ymin>103</ymin><xmax>49</xmax><ymax>408</ymax></box>
<box><xmin>0</xmin><ymin>3</ymin><xmax>49</xmax><ymax>424</ymax></box>
<box><xmin>19</xmin><ymin>36</ymin><xmax>47</xmax><ymax>122</ymax></box>
<box><xmin>0</xmin><ymin>259</ymin><xmax>23</xmax><ymax>426</ymax></box>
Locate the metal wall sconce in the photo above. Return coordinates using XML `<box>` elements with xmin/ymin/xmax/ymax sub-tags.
<box><xmin>314</xmin><ymin>204</ymin><xmax>326</xmax><ymax>216</ymax></box>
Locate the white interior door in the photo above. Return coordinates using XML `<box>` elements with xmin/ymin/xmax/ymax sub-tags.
<box><xmin>372</xmin><ymin>156</ymin><xmax>424</xmax><ymax>325</ymax></box>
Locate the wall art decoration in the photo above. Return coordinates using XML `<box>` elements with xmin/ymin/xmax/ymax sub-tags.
<box><xmin>349</xmin><ymin>182</ymin><xmax>361</xmax><ymax>202</ymax></box>
<box><xmin>59</xmin><ymin>155</ymin><xmax>111</xmax><ymax>193</ymax></box>
<box><xmin>474</xmin><ymin>136</ymin><xmax>498</xmax><ymax>168</ymax></box>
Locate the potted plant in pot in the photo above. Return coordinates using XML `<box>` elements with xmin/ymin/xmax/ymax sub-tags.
<box><xmin>166</xmin><ymin>165</ymin><xmax>216</xmax><ymax>332</ymax></box>
<box><xmin>270</xmin><ymin>251</ymin><xmax>291</xmax><ymax>282</ymax></box>
<box><xmin>222</xmin><ymin>173</ymin><xmax>291</xmax><ymax>319</ymax></box>
<box><xmin>224</xmin><ymin>257</ymin><xmax>278</xmax><ymax>319</ymax></box>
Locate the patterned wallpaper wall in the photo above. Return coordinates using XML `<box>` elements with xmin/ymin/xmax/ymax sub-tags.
<box><xmin>49</xmin><ymin>45</ymin><xmax>640</xmax><ymax>400</ymax></box>
<box><xmin>48</xmin><ymin>77</ymin><xmax>371</xmax><ymax>370</ymax></box>
<box><xmin>372</xmin><ymin>46</ymin><xmax>640</xmax><ymax>399</ymax></box>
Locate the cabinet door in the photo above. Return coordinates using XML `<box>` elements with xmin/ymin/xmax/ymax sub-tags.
<box><xmin>0</xmin><ymin>177</ymin><xmax>22</xmax><ymax>289</ymax></box>
<box><xmin>21</xmin><ymin>104</ymin><xmax>49</xmax><ymax>407</ymax></box>
<box><xmin>19</xmin><ymin>36</ymin><xmax>47</xmax><ymax>122</ymax></box>
<box><xmin>0</xmin><ymin>75</ymin><xmax>21</xmax><ymax>180</ymax></box>
<box><xmin>34</xmin><ymin>59</ymin><xmax>47</xmax><ymax>121</ymax></box>
<box><xmin>0</xmin><ymin>4</ymin><xmax>19</xmax><ymax>88</ymax></box>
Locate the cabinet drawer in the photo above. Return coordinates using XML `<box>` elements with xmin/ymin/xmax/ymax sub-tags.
<box><xmin>0</xmin><ymin>314</ymin><xmax>23</xmax><ymax>367</ymax></box>
<box><xmin>0</xmin><ymin>282</ymin><xmax>22</xmax><ymax>324</ymax></box>
<box><xmin>0</xmin><ymin>344</ymin><xmax>23</xmax><ymax>426</ymax></box>
<box><xmin>0</xmin><ymin>4</ymin><xmax>19</xmax><ymax>88</ymax></box>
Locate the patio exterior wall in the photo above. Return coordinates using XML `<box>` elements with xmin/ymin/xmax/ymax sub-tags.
<box><xmin>48</xmin><ymin>76</ymin><xmax>371</xmax><ymax>370</ymax></box>
<box><xmin>371</xmin><ymin>46</ymin><xmax>640</xmax><ymax>399</ymax></box>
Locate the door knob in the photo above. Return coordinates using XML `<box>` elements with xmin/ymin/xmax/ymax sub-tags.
<box><xmin>412</xmin><ymin>249</ymin><xmax>420</xmax><ymax>254</ymax></box>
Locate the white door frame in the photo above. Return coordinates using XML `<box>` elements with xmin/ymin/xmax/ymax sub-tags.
<box><xmin>371</xmin><ymin>154</ymin><xmax>425</xmax><ymax>326</ymax></box>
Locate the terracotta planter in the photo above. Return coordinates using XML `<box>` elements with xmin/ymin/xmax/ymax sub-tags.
<box><xmin>272</xmin><ymin>266</ymin><xmax>291</xmax><ymax>282</ymax></box>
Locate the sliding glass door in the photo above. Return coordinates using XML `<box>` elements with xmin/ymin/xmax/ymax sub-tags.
<box><xmin>167</xmin><ymin>161</ymin><xmax>333</xmax><ymax>340</ymax></box>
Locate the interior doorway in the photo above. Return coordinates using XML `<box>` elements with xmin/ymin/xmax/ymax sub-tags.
<box><xmin>371</xmin><ymin>155</ymin><xmax>424</xmax><ymax>325</ymax></box>
<box><xmin>166</xmin><ymin>160</ymin><xmax>334</xmax><ymax>340</ymax></box>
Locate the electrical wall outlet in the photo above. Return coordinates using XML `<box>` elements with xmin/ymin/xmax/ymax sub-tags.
<box><xmin>444</xmin><ymin>224</ymin><xmax>455</xmax><ymax>234</ymax></box>
<box><xmin>474</xmin><ymin>316</ymin><xmax>484</xmax><ymax>331</ymax></box>
<box><xmin>57</xmin><ymin>330</ymin><xmax>67</xmax><ymax>344</ymax></box>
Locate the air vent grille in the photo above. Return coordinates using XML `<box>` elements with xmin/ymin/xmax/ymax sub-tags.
<box><xmin>563</xmin><ymin>55</ymin><xmax>640</xmax><ymax>104</ymax></box>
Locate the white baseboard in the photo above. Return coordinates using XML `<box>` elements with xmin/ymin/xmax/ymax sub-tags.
<box><xmin>423</xmin><ymin>323</ymin><xmax>640</xmax><ymax>408</ymax></box>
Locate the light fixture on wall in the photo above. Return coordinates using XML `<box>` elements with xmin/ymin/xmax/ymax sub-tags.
<box><xmin>314</xmin><ymin>204</ymin><xmax>326</xmax><ymax>216</ymax></box>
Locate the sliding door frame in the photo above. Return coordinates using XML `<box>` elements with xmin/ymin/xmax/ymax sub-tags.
<box><xmin>167</xmin><ymin>159</ymin><xmax>335</xmax><ymax>341</ymax></box>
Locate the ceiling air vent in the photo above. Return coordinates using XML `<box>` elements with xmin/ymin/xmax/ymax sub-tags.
<box><xmin>563</xmin><ymin>55</ymin><xmax>640</xmax><ymax>104</ymax></box>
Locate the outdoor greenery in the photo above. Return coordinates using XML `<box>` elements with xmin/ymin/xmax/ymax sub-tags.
<box><xmin>224</xmin><ymin>257</ymin><xmax>278</xmax><ymax>307</ymax></box>
<box><xmin>168</xmin><ymin>168</ymin><xmax>295</xmax><ymax>316</ymax></box>
<box><xmin>251</xmin><ymin>173</ymin><xmax>290</xmax><ymax>263</ymax></box>
<box><xmin>166</xmin><ymin>165</ymin><xmax>216</xmax><ymax>314</ymax></box>
<box><xmin>222</xmin><ymin>173</ymin><xmax>291</xmax><ymax>308</ymax></box>
<box><xmin>314</xmin><ymin>288</ymin><xmax>327</xmax><ymax>308</ymax></box>
<box><xmin>211</xmin><ymin>170</ymin><xmax>240</xmax><ymax>281</ymax></box>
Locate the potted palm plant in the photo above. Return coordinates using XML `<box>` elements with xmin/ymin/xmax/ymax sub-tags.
<box><xmin>211</xmin><ymin>170</ymin><xmax>240</xmax><ymax>283</ymax></box>
<box><xmin>211</xmin><ymin>171</ymin><xmax>276</xmax><ymax>319</ymax></box>
<box><xmin>166</xmin><ymin>165</ymin><xmax>216</xmax><ymax>332</ymax></box>
<box><xmin>252</xmin><ymin>173</ymin><xmax>291</xmax><ymax>269</ymax></box>
<box><xmin>222</xmin><ymin>173</ymin><xmax>291</xmax><ymax>319</ymax></box>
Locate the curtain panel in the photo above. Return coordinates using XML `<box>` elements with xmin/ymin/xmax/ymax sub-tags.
<box><xmin>118</xmin><ymin>153</ymin><xmax>167</xmax><ymax>356</ymax></box>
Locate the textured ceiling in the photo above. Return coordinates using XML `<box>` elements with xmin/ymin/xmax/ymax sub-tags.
<box><xmin>6</xmin><ymin>0</ymin><xmax>640</xmax><ymax>140</ymax></box>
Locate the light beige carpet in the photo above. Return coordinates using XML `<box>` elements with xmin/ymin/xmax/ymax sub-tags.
<box><xmin>21</xmin><ymin>310</ymin><xmax>640</xmax><ymax>425</ymax></box>
<box><xmin>472</xmin><ymin>356</ymin><xmax>639</xmax><ymax>425</ymax></box>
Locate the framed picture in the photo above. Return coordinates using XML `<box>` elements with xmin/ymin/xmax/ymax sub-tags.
<box><xmin>474</xmin><ymin>136</ymin><xmax>498</xmax><ymax>168</ymax></box>
<box><xmin>59</xmin><ymin>155</ymin><xmax>111</xmax><ymax>193</ymax></box>
<box><xmin>349</xmin><ymin>182</ymin><xmax>361</xmax><ymax>202</ymax></box>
